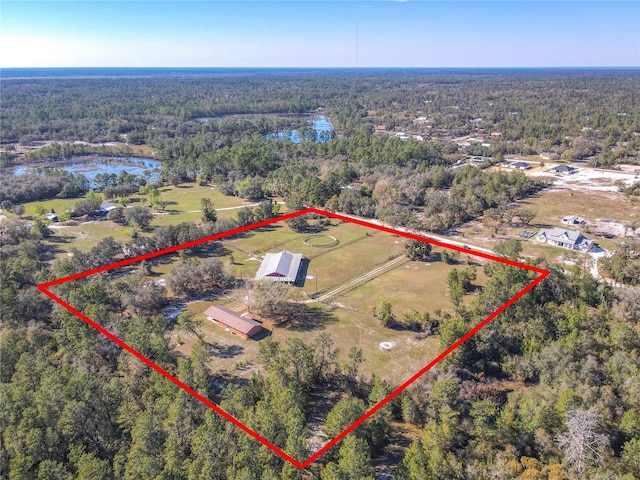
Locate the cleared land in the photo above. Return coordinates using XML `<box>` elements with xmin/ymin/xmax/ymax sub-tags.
<box><xmin>175</xmin><ymin>218</ymin><xmax>488</xmax><ymax>386</ymax></box>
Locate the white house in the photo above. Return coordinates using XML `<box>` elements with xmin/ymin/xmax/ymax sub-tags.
<box><xmin>536</xmin><ymin>228</ymin><xmax>594</xmax><ymax>252</ymax></box>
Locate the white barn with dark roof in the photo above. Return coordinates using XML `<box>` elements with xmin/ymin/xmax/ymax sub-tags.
<box><xmin>255</xmin><ymin>251</ymin><xmax>302</xmax><ymax>283</ymax></box>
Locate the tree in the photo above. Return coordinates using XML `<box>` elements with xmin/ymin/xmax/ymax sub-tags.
<box><xmin>325</xmin><ymin>435</ymin><xmax>374</xmax><ymax>480</ymax></box>
<box><xmin>34</xmin><ymin>203</ymin><xmax>47</xmax><ymax>216</ymax></box>
<box><xmin>30</xmin><ymin>217</ymin><xmax>51</xmax><ymax>239</ymax></box>
<box><xmin>74</xmin><ymin>197</ymin><xmax>101</xmax><ymax>217</ymax></box>
<box><xmin>374</xmin><ymin>299</ymin><xmax>395</xmax><ymax>328</ymax></box>
<box><xmin>516</xmin><ymin>208</ymin><xmax>535</xmax><ymax>225</ymax></box>
<box><xmin>446</xmin><ymin>270</ymin><xmax>465</xmax><ymax>308</ymax></box>
<box><xmin>254</xmin><ymin>199</ymin><xmax>275</xmax><ymax>222</ymax></box>
<box><xmin>622</xmin><ymin>438</ymin><xmax>640</xmax><ymax>476</ymax></box>
<box><xmin>252</xmin><ymin>280</ymin><xmax>292</xmax><ymax>319</ymax></box>
<box><xmin>107</xmin><ymin>206</ymin><xmax>126</xmax><ymax>224</ymax></box>
<box><xmin>324</xmin><ymin>397</ymin><xmax>367</xmax><ymax>440</ymax></box>
<box><xmin>236</xmin><ymin>206</ymin><xmax>255</xmax><ymax>227</ymax></box>
<box><xmin>167</xmin><ymin>259</ymin><xmax>229</xmax><ymax>297</ymax></box>
<box><xmin>493</xmin><ymin>238</ymin><xmax>522</xmax><ymax>261</ymax></box>
<box><xmin>556</xmin><ymin>409</ymin><xmax>608</xmax><ymax>476</ymax></box>
<box><xmin>404</xmin><ymin>239</ymin><xmax>432</xmax><ymax>260</ymax></box>
<box><xmin>201</xmin><ymin>198</ymin><xmax>217</xmax><ymax>223</ymax></box>
<box><xmin>124</xmin><ymin>206</ymin><xmax>153</xmax><ymax>230</ymax></box>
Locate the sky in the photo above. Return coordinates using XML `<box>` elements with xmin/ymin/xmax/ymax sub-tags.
<box><xmin>0</xmin><ymin>1</ymin><xmax>638</xmax><ymax>68</ymax></box>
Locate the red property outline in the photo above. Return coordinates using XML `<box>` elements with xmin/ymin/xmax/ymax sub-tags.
<box><xmin>37</xmin><ymin>207</ymin><xmax>549</xmax><ymax>469</ymax></box>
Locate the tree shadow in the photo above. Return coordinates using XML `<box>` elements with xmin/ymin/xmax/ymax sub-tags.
<box><xmin>209</xmin><ymin>342</ymin><xmax>245</xmax><ymax>359</ymax></box>
<box><xmin>277</xmin><ymin>303</ymin><xmax>338</xmax><ymax>332</ymax></box>
<box><xmin>250</xmin><ymin>327</ymin><xmax>272</xmax><ymax>341</ymax></box>
<box><xmin>254</xmin><ymin>224</ymin><xmax>279</xmax><ymax>232</ymax></box>
<box><xmin>47</xmin><ymin>234</ymin><xmax>76</xmax><ymax>244</ymax></box>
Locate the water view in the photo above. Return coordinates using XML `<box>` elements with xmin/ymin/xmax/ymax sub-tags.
<box><xmin>266</xmin><ymin>115</ymin><xmax>334</xmax><ymax>143</ymax></box>
<box><xmin>12</xmin><ymin>156</ymin><xmax>161</xmax><ymax>187</ymax></box>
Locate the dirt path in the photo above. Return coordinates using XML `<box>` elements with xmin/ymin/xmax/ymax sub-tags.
<box><xmin>307</xmin><ymin>255</ymin><xmax>407</xmax><ymax>303</ymax></box>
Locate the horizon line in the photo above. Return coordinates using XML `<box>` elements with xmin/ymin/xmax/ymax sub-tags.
<box><xmin>2</xmin><ymin>65</ymin><xmax>639</xmax><ymax>70</ymax></box>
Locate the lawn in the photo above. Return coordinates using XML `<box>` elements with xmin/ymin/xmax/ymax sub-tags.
<box><xmin>18</xmin><ymin>185</ymin><xmax>259</xmax><ymax>255</ymax></box>
<box><xmin>336</xmin><ymin>249</ymin><xmax>488</xmax><ymax>318</ymax></box>
<box><xmin>223</xmin><ymin>220</ymin><xmax>406</xmax><ymax>294</ymax></box>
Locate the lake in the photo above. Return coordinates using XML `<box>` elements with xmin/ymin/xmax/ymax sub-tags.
<box><xmin>12</xmin><ymin>156</ymin><xmax>162</xmax><ymax>186</ymax></box>
<box><xmin>266</xmin><ymin>115</ymin><xmax>334</xmax><ymax>143</ymax></box>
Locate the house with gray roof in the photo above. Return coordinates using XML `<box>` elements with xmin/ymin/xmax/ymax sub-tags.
<box><xmin>255</xmin><ymin>251</ymin><xmax>302</xmax><ymax>283</ymax></box>
<box><xmin>562</xmin><ymin>215</ymin><xmax>586</xmax><ymax>225</ymax></box>
<box><xmin>536</xmin><ymin>228</ymin><xmax>594</xmax><ymax>252</ymax></box>
<box><xmin>548</xmin><ymin>164</ymin><xmax>577</xmax><ymax>174</ymax></box>
<box><xmin>506</xmin><ymin>161</ymin><xmax>532</xmax><ymax>170</ymax></box>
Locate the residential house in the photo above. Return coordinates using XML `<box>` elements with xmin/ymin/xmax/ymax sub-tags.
<box><xmin>506</xmin><ymin>162</ymin><xmax>532</xmax><ymax>170</ymax></box>
<box><xmin>548</xmin><ymin>165</ymin><xmax>576</xmax><ymax>174</ymax></box>
<box><xmin>536</xmin><ymin>228</ymin><xmax>594</xmax><ymax>252</ymax></box>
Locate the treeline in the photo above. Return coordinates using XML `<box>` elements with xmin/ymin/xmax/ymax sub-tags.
<box><xmin>23</xmin><ymin>143</ymin><xmax>137</xmax><ymax>161</ymax></box>
<box><xmin>0</xmin><ymin>170</ymin><xmax>89</xmax><ymax>205</ymax></box>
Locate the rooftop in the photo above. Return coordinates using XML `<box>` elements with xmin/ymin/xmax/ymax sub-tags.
<box><xmin>255</xmin><ymin>251</ymin><xmax>302</xmax><ymax>283</ymax></box>
<box><xmin>204</xmin><ymin>306</ymin><xmax>262</xmax><ymax>336</ymax></box>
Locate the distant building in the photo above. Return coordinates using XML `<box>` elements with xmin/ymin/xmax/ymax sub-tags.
<box><xmin>255</xmin><ymin>251</ymin><xmax>302</xmax><ymax>283</ymax></box>
<box><xmin>98</xmin><ymin>203</ymin><xmax>118</xmax><ymax>214</ymax></box>
<box><xmin>548</xmin><ymin>164</ymin><xmax>576</xmax><ymax>174</ymax></box>
<box><xmin>375</xmin><ymin>125</ymin><xmax>386</xmax><ymax>132</ymax></box>
<box><xmin>562</xmin><ymin>215</ymin><xmax>586</xmax><ymax>225</ymax></box>
<box><xmin>536</xmin><ymin>228</ymin><xmax>594</xmax><ymax>252</ymax></box>
<box><xmin>471</xmin><ymin>156</ymin><xmax>489</xmax><ymax>163</ymax></box>
<box><xmin>505</xmin><ymin>162</ymin><xmax>532</xmax><ymax>170</ymax></box>
<box><xmin>204</xmin><ymin>306</ymin><xmax>262</xmax><ymax>340</ymax></box>
<box><xmin>539</xmin><ymin>152</ymin><xmax>560</xmax><ymax>161</ymax></box>
<box><xmin>491</xmin><ymin>132</ymin><xmax>502</xmax><ymax>139</ymax></box>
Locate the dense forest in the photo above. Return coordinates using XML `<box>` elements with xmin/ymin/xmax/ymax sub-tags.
<box><xmin>2</xmin><ymin>69</ymin><xmax>639</xmax><ymax>167</ymax></box>
<box><xmin>1</xmin><ymin>69</ymin><xmax>640</xmax><ymax>478</ymax></box>
<box><xmin>2</xmin><ymin>215</ymin><xmax>640</xmax><ymax>479</ymax></box>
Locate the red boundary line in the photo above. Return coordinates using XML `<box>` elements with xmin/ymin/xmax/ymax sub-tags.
<box><xmin>37</xmin><ymin>207</ymin><xmax>549</xmax><ymax>469</ymax></box>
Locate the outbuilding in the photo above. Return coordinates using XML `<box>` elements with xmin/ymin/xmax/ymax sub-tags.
<box><xmin>203</xmin><ymin>306</ymin><xmax>262</xmax><ymax>340</ymax></box>
<box><xmin>254</xmin><ymin>251</ymin><xmax>302</xmax><ymax>283</ymax></box>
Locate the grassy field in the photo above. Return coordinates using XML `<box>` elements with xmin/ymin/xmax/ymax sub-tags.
<box><xmin>223</xmin><ymin>221</ymin><xmax>406</xmax><ymax>294</ymax></box>
<box><xmin>17</xmin><ymin>186</ymin><xmax>260</xmax><ymax>253</ymax></box>
<box><xmin>171</xmin><ymin>217</ymin><xmax>490</xmax><ymax>387</ymax></box>
<box><xmin>15</xmin><ymin>181</ymin><xmax>494</xmax><ymax>390</ymax></box>
<box><xmin>519</xmin><ymin>189</ymin><xmax>640</xmax><ymax>226</ymax></box>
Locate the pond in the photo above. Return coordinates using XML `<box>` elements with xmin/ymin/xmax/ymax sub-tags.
<box><xmin>266</xmin><ymin>115</ymin><xmax>334</xmax><ymax>143</ymax></box>
<box><xmin>12</xmin><ymin>156</ymin><xmax>162</xmax><ymax>187</ymax></box>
